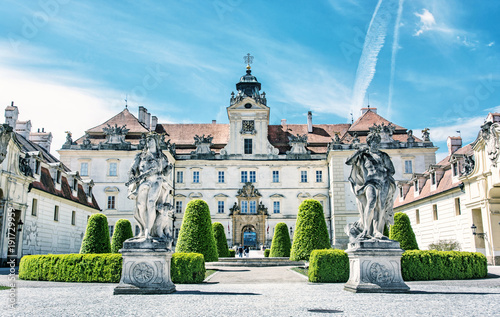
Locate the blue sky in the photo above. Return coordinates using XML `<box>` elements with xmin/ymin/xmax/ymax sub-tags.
<box><xmin>1</xmin><ymin>0</ymin><xmax>500</xmax><ymax>160</ymax></box>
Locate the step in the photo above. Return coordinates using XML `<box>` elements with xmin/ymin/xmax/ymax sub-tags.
<box><xmin>206</xmin><ymin>257</ymin><xmax>305</xmax><ymax>267</ymax></box>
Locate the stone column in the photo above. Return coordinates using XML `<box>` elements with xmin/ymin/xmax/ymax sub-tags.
<box><xmin>114</xmin><ymin>239</ymin><xmax>176</xmax><ymax>295</ymax></box>
<box><xmin>344</xmin><ymin>240</ymin><xmax>409</xmax><ymax>293</ymax></box>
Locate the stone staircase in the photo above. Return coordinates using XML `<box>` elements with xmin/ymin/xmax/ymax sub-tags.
<box><xmin>206</xmin><ymin>257</ymin><xmax>305</xmax><ymax>267</ymax></box>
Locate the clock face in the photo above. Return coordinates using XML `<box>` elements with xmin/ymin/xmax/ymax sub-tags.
<box><xmin>242</xmin><ymin>120</ymin><xmax>255</xmax><ymax>132</ymax></box>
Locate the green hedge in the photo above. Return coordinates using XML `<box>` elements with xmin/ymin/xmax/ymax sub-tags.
<box><xmin>270</xmin><ymin>223</ymin><xmax>291</xmax><ymax>257</ymax></box>
<box><xmin>264</xmin><ymin>249</ymin><xmax>270</xmax><ymax>257</ymax></box>
<box><xmin>212</xmin><ymin>222</ymin><xmax>229</xmax><ymax>258</ymax></box>
<box><xmin>308</xmin><ymin>249</ymin><xmax>349</xmax><ymax>283</ymax></box>
<box><xmin>111</xmin><ymin>219</ymin><xmax>134</xmax><ymax>253</ymax></box>
<box><xmin>228</xmin><ymin>249</ymin><xmax>236</xmax><ymax>257</ymax></box>
<box><xmin>290</xmin><ymin>200</ymin><xmax>331</xmax><ymax>261</ymax></box>
<box><xmin>171</xmin><ymin>253</ymin><xmax>206</xmax><ymax>284</ymax></box>
<box><xmin>389</xmin><ymin>212</ymin><xmax>419</xmax><ymax>250</ymax></box>
<box><xmin>19</xmin><ymin>254</ymin><xmax>122</xmax><ymax>282</ymax></box>
<box><xmin>19</xmin><ymin>252</ymin><xmax>207</xmax><ymax>284</ymax></box>
<box><xmin>401</xmin><ymin>250</ymin><xmax>487</xmax><ymax>281</ymax></box>
<box><xmin>80</xmin><ymin>214</ymin><xmax>111</xmax><ymax>254</ymax></box>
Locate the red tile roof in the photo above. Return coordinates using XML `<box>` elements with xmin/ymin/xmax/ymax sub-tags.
<box><xmin>349</xmin><ymin>109</ymin><xmax>405</xmax><ymax>132</ymax></box>
<box><xmin>86</xmin><ymin>108</ymin><xmax>149</xmax><ymax>135</ymax></box>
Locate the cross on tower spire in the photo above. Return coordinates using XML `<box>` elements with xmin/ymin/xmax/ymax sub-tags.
<box><xmin>244</xmin><ymin>53</ymin><xmax>254</xmax><ymax>70</ymax></box>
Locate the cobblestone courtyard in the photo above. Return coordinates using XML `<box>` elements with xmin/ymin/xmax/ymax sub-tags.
<box><xmin>1</xmin><ymin>266</ymin><xmax>499</xmax><ymax>316</ymax></box>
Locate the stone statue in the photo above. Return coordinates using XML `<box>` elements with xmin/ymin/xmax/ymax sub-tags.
<box><xmin>421</xmin><ymin>128</ymin><xmax>431</xmax><ymax>142</ymax></box>
<box><xmin>127</xmin><ymin>133</ymin><xmax>173</xmax><ymax>242</ymax></box>
<box><xmin>345</xmin><ymin>131</ymin><xmax>396</xmax><ymax>241</ymax></box>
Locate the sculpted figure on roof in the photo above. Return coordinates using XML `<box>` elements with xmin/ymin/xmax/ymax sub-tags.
<box><xmin>345</xmin><ymin>130</ymin><xmax>396</xmax><ymax>242</ymax></box>
<box><xmin>127</xmin><ymin>133</ymin><xmax>174</xmax><ymax>244</ymax></box>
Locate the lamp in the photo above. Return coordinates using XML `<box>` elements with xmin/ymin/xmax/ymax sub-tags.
<box><xmin>17</xmin><ymin>220</ymin><xmax>23</xmax><ymax>232</ymax></box>
<box><xmin>471</xmin><ymin>223</ymin><xmax>486</xmax><ymax>238</ymax></box>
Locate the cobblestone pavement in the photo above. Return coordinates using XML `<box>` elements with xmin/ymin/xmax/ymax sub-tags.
<box><xmin>0</xmin><ymin>266</ymin><xmax>498</xmax><ymax>317</ymax></box>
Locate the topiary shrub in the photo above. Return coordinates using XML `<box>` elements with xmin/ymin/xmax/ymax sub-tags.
<box><xmin>176</xmin><ymin>200</ymin><xmax>218</xmax><ymax>262</ymax></box>
<box><xmin>264</xmin><ymin>249</ymin><xmax>270</xmax><ymax>257</ymax></box>
<box><xmin>212</xmin><ymin>222</ymin><xmax>229</xmax><ymax>258</ymax></box>
<box><xmin>308</xmin><ymin>249</ymin><xmax>349</xmax><ymax>283</ymax></box>
<box><xmin>80</xmin><ymin>213</ymin><xmax>111</xmax><ymax>254</ymax></box>
<box><xmin>270</xmin><ymin>223</ymin><xmax>291</xmax><ymax>257</ymax></box>
<box><xmin>111</xmin><ymin>219</ymin><xmax>134</xmax><ymax>253</ymax></box>
<box><xmin>389</xmin><ymin>212</ymin><xmax>419</xmax><ymax>250</ymax></box>
<box><xmin>171</xmin><ymin>253</ymin><xmax>206</xmax><ymax>284</ymax></box>
<box><xmin>290</xmin><ymin>199</ymin><xmax>331</xmax><ymax>261</ymax></box>
<box><xmin>401</xmin><ymin>250</ymin><xmax>487</xmax><ymax>281</ymax></box>
<box><xmin>19</xmin><ymin>254</ymin><xmax>122</xmax><ymax>282</ymax></box>
<box><xmin>228</xmin><ymin>249</ymin><xmax>236</xmax><ymax>257</ymax></box>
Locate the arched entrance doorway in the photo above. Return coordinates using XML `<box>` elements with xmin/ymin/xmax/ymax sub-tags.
<box><xmin>242</xmin><ymin>225</ymin><xmax>257</xmax><ymax>247</ymax></box>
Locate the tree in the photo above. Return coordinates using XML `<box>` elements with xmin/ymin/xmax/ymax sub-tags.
<box><xmin>389</xmin><ymin>212</ymin><xmax>419</xmax><ymax>250</ymax></box>
<box><xmin>176</xmin><ymin>200</ymin><xmax>218</xmax><ymax>262</ymax></box>
<box><xmin>111</xmin><ymin>219</ymin><xmax>134</xmax><ymax>253</ymax></box>
<box><xmin>290</xmin><ymin>199</ymin><xmax>331</xmax><ymax>261</ymax></box>
<box><xmin>269</xmin><ymin>222</ymin><xmax>291</xmax><ymax>257</ymax></box>
<box><xmin>80</xmin><ymin>213</ymin><xmax>111</xmax><ymax>254</ymax></box>
<box><xmin>212</xmin><ymin>222</ymin><xmax>229</xmax><ymax>258</ymax></box>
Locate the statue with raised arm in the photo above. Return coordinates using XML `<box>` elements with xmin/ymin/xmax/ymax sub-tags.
<box><xmin>127</xmin><ymin>133</ymin><xmax>173</xmax><ymax>242</ymax></box>
<box><xmin>345</xmin><ymin>131</ymin><xmax>396</xmax><ymax>242</ymax></box>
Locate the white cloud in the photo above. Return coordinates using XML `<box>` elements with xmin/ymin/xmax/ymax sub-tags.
<box><xmin>414</xmin><ymin>8</ymin><xmax>436</xmax><ymax>36</ymax></box>
<box><xmin>488</xmin><ymin>41</ymin><xmax>495</xmax><ymax>47</ymax></box>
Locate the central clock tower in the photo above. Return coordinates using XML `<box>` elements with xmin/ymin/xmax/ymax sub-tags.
<box><xmin>221</xmin><ymin>62</ymin><xmax>279</xmax><ymax>158</ymax></box>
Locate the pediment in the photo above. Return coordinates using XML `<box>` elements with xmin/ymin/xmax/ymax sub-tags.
<box><xmin>227</xmin><ymin>97</ymin><xmax>269</xmax><ymax>111</ymax></box>
<box><xmin>188</xmin><ymin>192</ymin><xmax>203</xmax><ymax>198</ymax></box>
<box><xmin>269</xmin><ymin>193</ymin><xmax>285</xmax><ymax>198</ymax></box>
<box><xmin>214</xmin><ymin>193</ymin><xmax>229</xmax><ymax>198</ymax></box>
<box><xmin>297</xmin><ymin>192</ymin><xmax>312</xmax><ymax>198</ymax></box>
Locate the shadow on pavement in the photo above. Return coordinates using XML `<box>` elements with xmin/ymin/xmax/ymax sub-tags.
<box><xmin>213</xmin><ymin>269</ymin><xmax>251</xmax><ymax>272</ymax></box>
<box><xmin>409</xmin><ymin>290</ymin><xmax>500</xmax><ymax>295</ymax></box>
<box><xmin>174</xmin><ymin>290</ymin><xmax>261</xmax><ymax>296</ymax></box>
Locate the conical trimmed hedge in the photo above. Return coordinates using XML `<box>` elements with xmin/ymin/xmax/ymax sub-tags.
<box><xmin>111</xmin><ymin>219</ymin><xmax>134</xmax><ymax>253</ymax></box>
<box><xmin>80</xmin><ymin>213</ymin><xmax>111</xmax><ymax>254</ymax></box>
<box><xmin>290</xmin><ymin>199</ymin><xmax>331</xmax><ymax>261</ymax></box>
<box><xmin>389</xmin><ymin>212</ymin><xmax>419</xmax><ymax>250</ymax></box>
<box><xmin>212</xmin><ymin>222</ymin><xmax>229</xmax><ymax>258</ymax></box>
<box><xmin>176</xmin><ymin>200</ymin><xmax>218</xmax><ymax>262</ymax></box>
<box><xmin>270</xmin><ymin>222</ymin><xmax>291</xmax><ymax>257</ymax></box>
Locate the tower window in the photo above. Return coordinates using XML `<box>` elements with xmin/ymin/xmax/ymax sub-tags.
<box><xmin>244</xmin><ymin>139</ymin><xmax>252</xmax><ymax>154</ymax></box>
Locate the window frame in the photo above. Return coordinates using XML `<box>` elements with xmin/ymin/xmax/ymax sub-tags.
<box><xmin>241</xmin><ymin>171</ymin><xmax>248</xmax><ymax>183</ymax></box>
<box><xmin>193</xmin><ymin>171</ymin><xmax>200</xmax><ymax>183</ymax></box>
<box><xmin>244</xmin><ymin>138</ymin><xmax>253</xmax><ymax>154</ymax></box>
<box><xmin>176</xmin><ymin>171</ymin><xmax>184</xmax><ymax>183</ymax></box>
<box><xmin>300</xmin><ymin>170</ymin><xmax>308</xmax><ymax>183</ymax></box>
<box><xmin>54</xmin><ymin>205</ymin><xmax>59</xmax><ymax>222</ymax></box>
<box><xmin>217</xmin><ymin>201</ymin><xmax>224</xmax><ymax>214</ymax></box>
<box><xmin>273</xmin><ymin>201</ymin><xmax>280</xmax><ymax>214</ymax></box>
<box><xmin>107</xmin><ymin>196</ymin><xmax>116</xmax><ymax>210</ymax></box>
<box><xmin>80</xmin><ymin>162</ymin><xmax>89</xmax><ymax>176</ymax></box>
<box><xmin>175</xmin><ymin>201</ymin><xmax>183</xmax><ymax>214</ymax></box>
<box><xmin>31</xmin><ymin>198</ymin><xmax>38</xmax><ymax>216</ymax></box>
<box><xmin>108</xmin><ymin>162</ymin><xmax>118</xmax><ymax>177</ymax></box>
<box><xmin>71</xmin><ymin>210</ymin><xmax>76</xmax><ymax>226</ymax></box>
<box><xmin>218</xmin><ymin>171</ymin><xmax>225</xmax><ymax>183</ymax></box>
<box><xmin>272</xmin><ymin>170</ymin><xmax>279</xmax><ymax>183</ymax></box>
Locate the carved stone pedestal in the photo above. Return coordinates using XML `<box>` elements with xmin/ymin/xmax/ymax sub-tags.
<box><xmin>344</xmin><ymin>239</ymin><xmax>409</xmax><ymax>293</ymax></box>
<box><xmin>113</xmin><ymin>239</ymin><xmax>176</xmax><ymax>295</ymax></box>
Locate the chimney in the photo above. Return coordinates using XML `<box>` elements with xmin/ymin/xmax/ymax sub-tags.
<box><xmin>138</xmin><ymin>106</ymin><xmax>147</xmax><ymax>125</ymax></box>
<box><xmin>29</xmin><ymin>130</ymin><xmax>53</xmax><ymax>152</ymax></box>
<box><xmin>5</xmin><ymin>101</ymin><xmax>19</xmax><ymax>129</ymax></box>
<box><xmin>447</xmin><ymin>136</ymin><xmax>462</xmax><ymax>155</ymax></box>
<box><xmin>212</xmin><ymin>120</ymin><xmax>216</xmax><ymax>124</ymax></box>
<box><xmin>307</xmin><ymin>111</ymin><xmax>313</xmax><ymax>133</ymax></box>
<box><xmin>151</xmin><ymin>116</ymin><xmax>158</xmax><ymax>131</ymax></box>
<box><xmin>145</xmin><ymin>112</ymin><xmax>151</xmax><ymax>130</ymax></box>
<box><xmin>281</xmin><ymin>119</ymin><xmax>287</xmax><ymax>126</ymax></box>
<box><xmin>361</xmin><ymin>107</ymin><xmax>377</xmax><ymax>115</ymax></box>
<box><xmin>15</xmin><ymin>120</ymin><xmax>32</xmax><ymax>139</ymax></box>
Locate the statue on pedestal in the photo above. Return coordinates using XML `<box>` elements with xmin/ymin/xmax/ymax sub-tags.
<box><xmin>345</xmin><ymin>131</ymin><xmax>396</xmax><ymax>241</ymax></box>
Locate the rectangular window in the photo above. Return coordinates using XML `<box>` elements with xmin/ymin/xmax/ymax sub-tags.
<box><xmin>80</xmin><ymin>162</ymin><xmax>88</xmax><ymax>176</ymax></box>
<box><xmin>249</xmin><ymin>171</ymin><xmax>256</xmax><ymax>183</ymax></box>
<box><xmin>241</xmin><ymin>201</ymin><xmax>248</xmax><ymax>213</ymax></box>
<box><xmin>31</xmin><ymin>198</ymin><xmax>37</xmax><ymax>216</ymax></box>
<box><xmin>244</xmin><ymin>139</ymin><xmax>252</xmax><ymax>154</ymax></box>
<box><xmin>399</xmin><ymin>187</ymin><xmax>404</xmax><ymax>198</ymax></box>
<box><xmin>414</xmin><ymin>180</ymin><xmax>419</xmax><ymax>193</ymax></box>
<box><xmin>73</xmin><ymin>179</ymin><xmax>78</xmax><ymax>191</ymax></box>
<box><xmin>404</xmin><ymin>160</ymin><xmax>413</xmax><ymax>174</ymax></box>
<box><xmin>218</xmin><ymin>201</ymin><xmax>224</xmax><ymax>214</ymax></box>
<box><xmin>416</xmin><ymin>209</ymin><xmax>420</xmax><ymax>224</ymax></box>
<box><xmin>35</xmin><ymin>160</ymin><xmax>41</xmax><ymax>174</ymax></box>
<box><xmin>218</xmin><ymin>171</ymin><xmax>225</xmax><ymax>183</ymax></box>
<box><xmin>452</xmin><ymin>162</ymin><xmax>459</xmax><ymax>176</ymax></box>
<box><xmin>249</xmin><ymin>201</ymin><xmax>257</xmax><ymax>214</ymax></box>
<box><xmin>107</xmin><ymin>196</ymin><xmax>116</xmax><ymax>209</ymax></box>
<box><xmin>54</xmin><ymin>205</ymin><xmax>59</xmax><ymax>221</ymax></box>
<box><xmin>316</xmin><ymin>170</ymin><xmax>323</xmax><ymax>183</ymax></box>
<box><xmin>241</xmin><ymin>171</ymin><xmax>248</xmax><ymax>183</ymax></box>
<box><xmin>455</xmin><ymin>198</ymin><xmax>461</xmax><ymax>216</ymax></box>
<box><xmin>193</xmin><ymin>171</ymin><xmax>200</xmax><ymax>183</ymax></box>
<box><xmin>176</xmin><ymin>171</ymin><xmax>184</xmax><ymax>183</ymax></box>
<box><xmin>272</xmin><ymin>170</ymin><xmax>279</xmax><ymax>183</ymax></box>
<box><xmin>273</xmin><ymin>201</ymin><xmax>280</xmax><ymax>214</ymax></box>
<box><xmin>431</xmin><ymin>172</ymin><xmax>436</xmax><ymax>185</ymax></box>
<box><xmin>109</xmin><ymin>162</ymin><xmax>117</xmax><ymax>176</ymax></box>
<box><xmin>300</xmin><ymin>171</ymin><xmax>308</xmax><ymax>183</ymax></box>
<box><xmin>433</xmin><ymin>204</ymin><xmax>438</xmax><ymax>220</ymax></box>
<box><xmin>56</xmin><ymin>170</ymin><xmax>61</xmax><ymax>183</ymax></box>
<box><xmin>71</xmin><ymin>210</ymin><xmax>76</xmax><ymax>226</ymax></box>
<box><xmin>175</xmin><ymin>201</ymin><xmax>183</xmax><ymax>213</ymax></box>
<box><xmin>109</xmin><ymin>225</ymin><xmax>114</xmax><ymax>237</ymax></box>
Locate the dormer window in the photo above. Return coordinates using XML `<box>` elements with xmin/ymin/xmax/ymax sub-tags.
<box><xmin>35</xmin><ymin>160</ymin><xmax>40</xmax><ymax>175</ymax></box>
<box><xmin>88</xmin><ymin>185</ymin><xmax>93</xmax><ymax>197</ymax></box>
<box><xmin>56</xmin><ymin>170</ymin><xmax>61</xmax><ymax>184</ymax></box>
<box><xmin>73</xmin><ymin>178</ymin><xmax>78</xmax><ymax>191</ymax></box>
<box><xmin>414</xmin><ymin>180</ymin><xmax>419</xmax><ymax>193</ymax></box>
<box><xmin>399</xmin><ymin>187</ymin><xmax>404</xmax><ymax>198</ymax></box>
<box><xmin>452</xmin><ymin>162</ymin><xmax>459</xmax><ymax>176</ymax></box>
<box><xmin>244</xmin><ymin>139</ymin><xmax>253</xmax><ymax>154</ymax></box>
<box><xmin>431</xmin><ymin>172</ymin><xmax>436</xmax><ymax>185</ymax></box>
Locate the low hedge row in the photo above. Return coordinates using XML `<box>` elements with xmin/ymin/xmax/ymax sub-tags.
<box><xmin>228</xmin><ymin>249</ymin><xmax>236</xmax><ymax>258</ymax></box>
<box><xmin>307</xmin><ymin>249</ymin><xmax>488</xmax><ymax>283</ymax></box>
<box><xmin>19</xmin><ymin>254</ymin><xmax>122</xmax><ymax>282</ymax></box>
<box><xmin>308</xmin><ymin>249</ymin><xmax>349</xmax><ymax>283</ymax></box>
<box><xmin>264</xmin><ymin>249</ymin><xmax>270</xmax><ymax>257</ymax></box>
<box><xmin>19</xmin><ymin>252</ymin><xmax>206</xmax><ymax>284</ymax></box>
<box><xmin>401</xmin><ymin>250</ymin><xmax>487</xmax><ymax>281</ymax></box>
